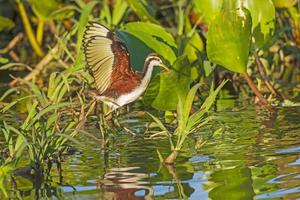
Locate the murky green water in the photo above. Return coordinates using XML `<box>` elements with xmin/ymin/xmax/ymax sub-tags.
<box><xmin>1</xmin><ymin>100</ymin><xmax>300</xmax><ymax>199</ymax></box>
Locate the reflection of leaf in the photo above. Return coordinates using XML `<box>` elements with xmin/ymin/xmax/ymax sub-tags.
<box><xmin>244</xmin><ymin>0</ymin><xmax>275</xmax><ymax>48</ymax></box>
<box><xmin>125</xmin><ymin>0</ymin><xmax>158</xmax><ymax>24</ymax></box>
<box><xmin>0</xmin><ymin>16</ymin><xmax>15</xmax><ymax>31</ymax></box>
<box><xmin>144</xmin><ymin>56</ymin><xmax>191</xmax><ymax>111</ymax></box>
<box><xmin>207</xmin><ymin>8</ymin><xmax>252</xmax><ymax>73</ymax></box>
<box><xmin>121</xmin><ymin>22</ymin><xmax>177</xmax><ymax>64</ymax></box>
<box><xmin>28</xmin><ymin>0</ymin><xmax>74</xmax><ymax>20</ymax></box>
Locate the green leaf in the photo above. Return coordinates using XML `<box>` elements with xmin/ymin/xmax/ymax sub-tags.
<box><xmin>244</xmin><ymin>0</ymin><xmax>275</xmax><ymax>48</ymax></box>
<box><xmin>183</xmin><ymin>83</ymin><xmax>201</xmax><ymax>126</ymax></box>
<box><xmin>0</xmin><ymin>16</ymin><xmax>15</xmax><ymax>31</ymax></box>
<box><xmin>125</xmin><ymin>0</ymin><xmax>158</xmax><ymax>24</ymax></box>
<box><xmin>144</xmin><ymin>56</ymin><xmax>191</xmax><ymax>111</ymax></box>
<box><xmin>0</xmin><ymin>57</ymin><xmax>9</xmax><ymax>64</ymax></box>
<box><xmin>117</xmin><ymin>31</ymin><xmax>153</xmax><ymax>71</ymax></box>
<box><xmin>112</xmin><ymin>0</ymin><xmax>128</xmax><ymax>26</ymax></box>
<box><xmin>28</xmin><ymin>0</ymin><xmax>74</xmax><ymax>20</ymax></box>
<box><xmin>193</xmin><ymin>0</ymin><xmax>223</xmax><ymax>23</ymax></box>
<box><xmin>187</xmin><ymin>80</ymin><xmax>227</xmax><ymax>130</ymax></box>
<box><xmin>183</xmin><ymin>16</ymin><xmax>203</xmax><ymax>63</ymax></box>
<box><xmin>121</xmin><ymin>22</ymin><xmax>177</xmax><ymax>64</ymax></box>
<box><xmin>27</xmin><ymin>102</ymin><xmax>72</xmax><ymax>128</ymax></box>
<box><xmin>207</xmin><ymin>7</ymin><xmax>252</xmax><ymax>73</ymax></box>
<box><xmin>76</xmin><ymin>1</ymin><xmax>98</xmax><ymax>52</ymax></box>
<box><xmin>203</xmin><ymin>60</ymin><xmax>213</xmax><ymax>77</ymax></box>
<box><xmin>147</xmin><ymin>112</ymin><xmax>169</xmax><ymax>133</ymax></box>
<box><xmin>272</xmin><ymin>0</ymin><xmax>297</xmax><ymax>8</ymax></box>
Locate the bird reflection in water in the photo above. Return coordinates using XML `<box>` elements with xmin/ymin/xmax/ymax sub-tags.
<box><xmin>97</xmin><ymin>167</ymin><xmax>154</xmax><ymax>200</ymax></box>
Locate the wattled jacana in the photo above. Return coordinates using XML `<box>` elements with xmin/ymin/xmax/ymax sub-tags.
<box><xmin>82</xmin><ymin>22</ymin><xmax>166</xmax><ymax>112</ymax></box>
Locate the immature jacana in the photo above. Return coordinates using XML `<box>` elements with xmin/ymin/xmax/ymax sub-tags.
<box><xmin>82</xmin><ymin>22</ymin><xmax>166</xmax><ymax>112</ymax></box>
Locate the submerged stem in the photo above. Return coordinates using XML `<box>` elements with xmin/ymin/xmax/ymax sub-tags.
<box><xmin>243</xmin><ymin>72</ymin><xmax>275</xmax><ymax>112</ymax></box>
<box><xmin>164</xmin><ymin>150</ymin><xmax>178</xmax><ymax>164</ymax></box>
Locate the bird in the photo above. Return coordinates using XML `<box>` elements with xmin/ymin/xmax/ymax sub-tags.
<box><xmin>82</xmin><ymin>22</ymin><xmax>167</xmax><ymax>113</ymax></box>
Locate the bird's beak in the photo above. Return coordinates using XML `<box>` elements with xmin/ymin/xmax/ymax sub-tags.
<box><xmin>159</xmin><ymin>63</ymin><xmax>169</xmax><ymax>71</ymax></box>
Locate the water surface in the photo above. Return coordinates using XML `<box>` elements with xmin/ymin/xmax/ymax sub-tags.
<box><xmin>1</xmin><ymin>100</ymin><xmax>300</xmax><ymax>199</ymax></box>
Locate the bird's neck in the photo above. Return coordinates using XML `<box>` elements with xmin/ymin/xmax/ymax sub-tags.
<box><xmin>141</xmin><ymin>61</ymin><xmax>155</xmax><ymax>86</ymax></box>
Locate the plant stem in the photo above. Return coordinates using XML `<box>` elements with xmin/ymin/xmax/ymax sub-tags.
<box><xmin>243</xmin><ymin>72</ymin><xmax>275</xmax><ymax>112</ymax></box>
<box><xmin>164</xmin><ymin>150</ymin><xmax>178</xmax><ymax>164</ymax></box>
<box><xmin>17</xmin><ymin>0</ymin><xmax>45</xmax><ymax>57</ymax></box>
<box><xmin>36</xmin><ymin>18</ymin><xmax>44</xmax><ymax>45</ymax></box>
<box><xmin>254</xmin><ymin>52</ymin><xmax>284</xmax><ymax>101</ymax></box>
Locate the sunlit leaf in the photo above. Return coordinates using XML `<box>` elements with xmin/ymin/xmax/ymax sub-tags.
<box><xmin>112</xmin><ymin>0</ymin><xmax>128</xmax><ymax>26</ymax></box>
<box><xmin>183</xmin><ymin>16</ymin><xmax>203</xmax><ymax>63</ymax></box>
<box><xmin>207</xmin><ymin>8</ymin><xmax>252</xmax><ymax>73</ymax></box>
<box><xmin>28</xmin><ymin>0</ymin><xmax>74</xmax><ymax>20</ymax></box>
<box><xmin>193</xmin><ymin>0</ymin><xmax>223</xmax><ymax>23</ymax></box>
<box><xmin>272</xmin><ymin>0</ymin><xmax>297</xmax><ymax>8</ymax></box>
<box><xmin>244</xmin><ymin>0</ymin><xmax>275</xmax><ymax>48</ymax></box>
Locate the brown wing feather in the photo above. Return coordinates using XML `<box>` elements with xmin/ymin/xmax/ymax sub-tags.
<box><xmin>83</xmin><ymin>22</ymin><xmax>136</xmax><ymax>95</ymax></box>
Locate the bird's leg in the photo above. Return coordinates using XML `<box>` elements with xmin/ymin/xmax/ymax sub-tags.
<box><xmin>104</xmin><ymin>108</ymin><xmax>135</xmax><ymax>136</ymax></box>
<box><xmin>97</xmin><ymin>103</ymin><xmax>111</xmax><ymax>148</ymax></box>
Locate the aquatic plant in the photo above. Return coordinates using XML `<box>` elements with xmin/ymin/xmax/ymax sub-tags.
<box><xmin>148</xmin><ymin>81</ymin><xmax>226</xmax><ymax>164</ymax></box>
<box><xmin>0</xmin><ymin>72</ymin><xmax>91</xmax><ymax>196</ymax></box>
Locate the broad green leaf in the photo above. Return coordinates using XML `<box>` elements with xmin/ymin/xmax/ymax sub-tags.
<box><xmin>207</xmin><ymin>8</ymin><xmax>252</xmax><ymax>73</ymax></box>
<box><xmin>121</xmin><ymin>22</ymin><xmax>177</xmax><ymax>64</ymax></box>
<box><xmin>193</xmin><ymin>0</ymin><xmax>223</xmax><ymax>23</ymax></box>
<box><xmin>143</xmin><ymin>74</ymin><xmax>160</xmax><ymax>106</ymax></box>
<box><xmin>272</xmin><ymin>0</ymin><xmax>297</xmax><ymax>8</ymax></box>
<box><xmin>244</xmin><ymin>0</ymin><xmax>275</xmax><ymax>48</ymax></box>
<box><xmin>125</xmin><ymin>0</ymin><xmax>158</xmax><ymax>24</ymax></box>
<box><xmin>117</xmin><ymin>31</ymin><xmax>153</xmax><ymax>70</ymax></box>
<box><xmin>144</xmin><ymin>56</ymin><xmax>191</xmax><ymax>111</ymax></box>
<box><xmin>0</xmin><ymin>16</ymin><xmax>15</xmax><ymax>31</ymax></box>
<box><xmin>28</xmin><ymin>0</ymin><xmax>74</xmax><ymax>20</ymax></box>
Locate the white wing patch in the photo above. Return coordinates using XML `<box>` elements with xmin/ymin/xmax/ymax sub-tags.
<box><xmin>83</xmin><ymin>22</ymin><xmax>115</xmax><ymax>94</ymax></box>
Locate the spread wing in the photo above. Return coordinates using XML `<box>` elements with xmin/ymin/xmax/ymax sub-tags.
<box><xmin>82</xmin><ymin>22</ymin><xmax>131</xmax><ymax>94</ymax></box>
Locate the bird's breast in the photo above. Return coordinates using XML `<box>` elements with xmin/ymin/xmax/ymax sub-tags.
<box><xmin>115</xmin><ymin>84</ymin><xmax>147</xmax><ymax>107</ymax></box>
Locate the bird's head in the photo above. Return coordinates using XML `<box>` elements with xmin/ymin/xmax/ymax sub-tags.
<box><xmin>145</xmin><ymin>53</ymin><xmax>169</xmax><ymax>71</ymax></box>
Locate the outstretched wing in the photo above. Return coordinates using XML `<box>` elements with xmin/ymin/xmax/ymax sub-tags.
<box><xmin>82</xmin><ymin>22</ymin><xmax>130</xmax><ymax>94</ymax></box>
